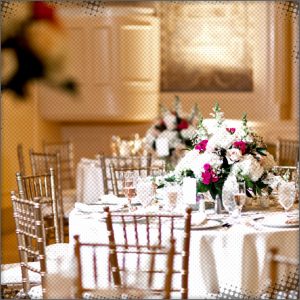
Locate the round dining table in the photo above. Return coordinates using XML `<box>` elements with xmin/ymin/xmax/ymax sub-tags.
<box><xmin>68</xmin><ymin>199</ymin><xmax>299</xmax><ymax>299</ymax></box>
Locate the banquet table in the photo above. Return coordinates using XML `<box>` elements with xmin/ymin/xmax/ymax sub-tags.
<box><xmin>68</xmin><ymin>202</ymin><xmax>299</xmax><ymax>299</ymax></box>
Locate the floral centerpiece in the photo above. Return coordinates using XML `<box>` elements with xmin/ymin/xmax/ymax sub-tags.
<box><xmin>158</xmin><ymin>103</ymin><xmax>276</xmax><ymax>200</ymax></box>
<box><xmin>145</xmin><ymin>96</ymin><xmax>199</xmax><ymax>161</ymax></box>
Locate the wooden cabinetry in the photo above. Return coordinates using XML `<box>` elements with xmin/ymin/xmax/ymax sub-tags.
<box><xmin>38</xmin><ymin>8</ymin><xmax>160</xmax><ymax>122</ymax></box>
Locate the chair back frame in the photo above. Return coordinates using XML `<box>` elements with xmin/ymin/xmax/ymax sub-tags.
<box><xmin>109</xmin><ymin>163</ymin><xmax>166</xmax><ymax>197</ymax></box>
<box><xmin>16</xmin><ymin>168</ymin><xmax>63</xmax><ymax>244</ymax></box>
<box><xmin>43</xmin><ymin>141</ymin><xmax>75</xmax><ymax>189</ymax></box>
<box><xmin>276</xmin><ymin>139</ymin><xmax>299</xmax><ymax>166</ymax></box>
<box><xmin>97</xmin><ymin>153</ymin><xmax>153</xmax><ymax>195</ymax></box>
<box><xmin>29</xmin><ymin>149</ymin><xmax>64</xmax><ymax>241</ymax></box>
<box><xmin>104</xmin><ymin>206</ymin><xmax>192</xmax><ymax>299</ymax></box>
<box><xmin>74</xmin><ymin>235</ymin><xmax>176</xmax><ymax>299</ymax></box>
<box><xmin>11</xmin><ymin>192</ymin><xmax>47</xmax><ymax>299</ymax></box>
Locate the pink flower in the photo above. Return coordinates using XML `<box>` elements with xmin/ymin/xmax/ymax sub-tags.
<box><xmin>202</xmin><ymin>172</ymin><xmax>211</xmax><ymax>184</ymax></box>
<box><xmin>195</xmin><ymin>140</ymin><xmax>208</xmax><ymax>153</ymax></box>
<box><xmin>203</xmin><ymin>163</ymin><xmax>211</xmax><ymax>171</ymax></box>
<box><xmin>233</xmin><ymin>141</ymin><xmax>247</xmax><ymax>154</ymax></box>
<box><xmin>201</xmin><ymin>163</ymin><xmax>219</xmax><ymax>185</ymax></box>
<box><xmin>226</xmin><ymin>128</ymin><xmax>236</xmax><ymax>134</ymax></box>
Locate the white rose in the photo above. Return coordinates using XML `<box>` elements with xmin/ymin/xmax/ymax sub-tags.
<box><xmin>163</xmin><ymin>114</ymin><xmax>177</xmax><ymax>131</ymax></box>
<box><xmin>181</xmin><ymin>127</ymin><xmax>195</xmax><ymax>140</ymax></box>
<box><xmin>226</xmin><ymin>148</ymin><xmax>242</xmax><ymax>164</ymax></box>
<box><xmin>159</xmin><ymin>131</ymin><xmax>181</xmax><ymax>149</ymax></box>
<box><xmin>231</xmin><ymin>155</ymin><xmax>264</xmax><ymax>182</ymax></box>
<box><xmin>259</xmin><ymin>152</ymin><xmax>276</xmax><ymax>170</ymax></box>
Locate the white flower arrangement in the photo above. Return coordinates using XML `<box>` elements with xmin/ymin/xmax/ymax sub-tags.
<box><xmin>145</xmin><ymin>96</ymin><xmax>199</xmax><ymax>158</ymax></box>
<box><xmin>160</xmin><ymin>103</ymin><xmax>277</xmax><ymax>200</ymax></box>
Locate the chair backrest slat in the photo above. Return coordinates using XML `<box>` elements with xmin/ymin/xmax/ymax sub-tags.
<box><xmin>43</xmin><ymin>141</ymin><xmax>75</xmax><ymax>189</ymax></box>
<box><xmin>17</xmin><ymin>143</ymin><xmax>26</xmax><ymax>176</ymax></box>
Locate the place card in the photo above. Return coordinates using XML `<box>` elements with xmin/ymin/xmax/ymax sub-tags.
<box><xmin>182</xmin><ymin>177</ymin><xmax>196</xmax><ymax>205</ymax></box>
<box><xmin>156</xmin><ymin>137</ymin><xmax>169</xmax><ymax>157</ymax></box>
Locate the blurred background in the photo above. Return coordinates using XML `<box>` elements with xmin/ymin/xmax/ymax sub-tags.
<box><xmin>1</xmin><ymin>0</ymin><xmax>299</xmax><ymax>263</ymax></box>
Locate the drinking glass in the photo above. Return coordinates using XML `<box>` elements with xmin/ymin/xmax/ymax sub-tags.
<box><xmin>136</xmin><ymin>177</ymin><xmax>153</xmax><ymax>208</ymax></box>
<box><xmin>278</xmin><ymin>181</ymin><xmax>296</xmax><ymax>215</ymax></box>
<box><xmin>232</xmin><ymin>182</ymin><xmax>246</xmax><ymax>222</ymax></box>
<box><xmin>166</xmin><ymin>182</ymin><xmax>180</xmax><ymax>211</ymax></box>
<box><xmin>122</xmin><ymin>171</ymin><xmax>138</xmax><ymax>211</ymax></box>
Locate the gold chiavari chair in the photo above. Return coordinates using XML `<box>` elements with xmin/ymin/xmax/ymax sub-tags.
<box><xmin>16</xmin><ymin>168</ymin><xmax>62</xmax><ymax>244</ymax></box>
<box><xmin>43</xmin><ymin>141</ymin><xmax>75</xmax><ymax>190</ymax></box>
<box><xmin>29</xmin><ymin>150</ymin><xmax>65</xmax><ymax>241</ymax></box>
<box><xmin>276</xmin><ymin>139</ymin><xmax>299</xmax><ymax>166</ymax></box>
<box><xmin>10</xmin><ymin>192</ymin><xmax>47</xmax><ymax>299</ymax></box>
<box><xmin>74</xmin><ymin>235</ymin><xmax>176</xmax><ymax>299</ymax></box>
<box><xmin>271</xmin><ymin>166</ymin><xmax>298</xmax><ymax>181</ymax></box>
<box><xmin>109</xmin><ymin>163</ymin><xmax>165</xmax><ymax>197</ymax></box>
<box><xmin>267</xmin><ymin>247</ymin><xmax>299</xmax><ymax>299</ymax></box>
<box><xmin>104</xmin><ymin>206</ymin><xmax>192</xmax><ymax>299</ymax></box>
<box><xmin>97</xmin><ymin>153</ymin><xmax>153</xmax><ymax>195</ymax></box>
<box><xmin>17</xmin><ymin>143</ymin><xmax>26</xmax><ymax>176</ymax></box>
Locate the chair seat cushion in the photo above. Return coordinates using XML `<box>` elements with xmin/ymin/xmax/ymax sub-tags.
<box><xmin>1</xmin><ymin>262</ymin><xmax>41</xmax><ymax>285</ymax></box>
<box><xmin>1</xmin><ymin>243</ymin><xmax>72</xmax><ymax>286</ymax></box>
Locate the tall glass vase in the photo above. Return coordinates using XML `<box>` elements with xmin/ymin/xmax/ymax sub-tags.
<box><xmin>214</xmin><ymin>194</ymin><xmax>225</xmax><ymax>214</ymax></box>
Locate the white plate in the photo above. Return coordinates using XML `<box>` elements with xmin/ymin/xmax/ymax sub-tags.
<box><xmin>257</xmin><ymin>215</ymin><xmax>299</xmax><ymax>228</ymax></box>
<box><xmin>99</xmin><ymin>215</ymin><xmax>145</xmax><ymax>223</ymax></box>
<box><xmin>174</xmin><ymin>219</ymin><xmax>223</xmax><ymax>230</ymax></box>
<box><xmin>75</xmin><ymin>202</ymin><xmax>124</xmax><ymax>213</ymax></box>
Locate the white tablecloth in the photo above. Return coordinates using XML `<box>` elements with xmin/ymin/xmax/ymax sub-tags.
<box><xmin>68</xmin><ymin>207</ymin><xmax>298</xmax><ymax>298</ymax></box>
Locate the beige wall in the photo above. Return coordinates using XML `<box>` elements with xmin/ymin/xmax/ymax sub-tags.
<box><xmin>1</xmin><ymin>86</ymin><xmax>61</xmax><ymax>210</ymax></box>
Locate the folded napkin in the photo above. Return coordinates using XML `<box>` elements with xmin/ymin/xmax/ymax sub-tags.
<box><xmin>286</xmin><ymin>217</ymin><xmax>299</xmax><ymax>225</ymax></box>
<box><xmin>75</xmin><ymin>202</ymin><xmax>104</xmax><ymax>213</ymax></box>
<box><xmin>191</xmin><ymin>212</ymin><xmax>207</xmax><ymax>226</ymax></box>
<box><xmin>100</xmin><ymin>194</ymin><xmax>128</xmax><ymax>205</ymax></box>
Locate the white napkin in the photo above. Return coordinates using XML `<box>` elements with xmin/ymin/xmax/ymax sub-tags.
<box><xmin>191</xmin><ymin>212</ymin><xmax>207</xmax><ymax>226</ymax></box>
<box><xmin>75</xmin><ymin>202</ymin><xmax>104</xmax><ymax>213</ymax></box>
<box><xmin>100</xmin><ymin>194</ymin><xmax>128</xmax><ymax>205</ymax></box>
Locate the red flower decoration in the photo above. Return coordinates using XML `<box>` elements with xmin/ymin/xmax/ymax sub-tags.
<box><xmin>177</xmin><ymin>119</ymin><xmax>189</xmax><ymax>130</ymax></box>
<box><xmin>32</xmin><ymin>2</ymin><xmax>56</xmax><ymax>23</ymax></box>
<box><xmin>233</xmin><ymin>141</ymin><xmax>247</xmax><ymax>154</ymax></box>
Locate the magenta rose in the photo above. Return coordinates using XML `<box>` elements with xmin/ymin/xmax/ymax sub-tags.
<box><xmin>201</xmin><ymin>163</ymin><xmax>219</xmax><ymax>185</ymax></box>
<box><xmin>226</xmin><ymin>127</ymin><xmax>236</xmax><ymax>134</ymax></box>
<box><xmin>195</xmin><ymin>140</ymin><xmax>208</xmax><ymax>153</ymax></box>
<box><xmin>233</xmin><ymin>141</ymin><xmax>247</xmax><ymax>154</ymax></box>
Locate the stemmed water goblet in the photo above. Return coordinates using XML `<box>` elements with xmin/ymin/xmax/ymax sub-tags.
<box><xmin>232</xmin><ymin>182</ymin><xmax>247</xmax><ymax>222</ymax></box>
<box><xmin>278</xmin><ymin>181</ymin><xmax>296</xmax><ymax>216</ymax></box>
<box><xmin>122</xmin><ymin>171</ymin><xmax>138</xmax><ymax>211</ymax></box>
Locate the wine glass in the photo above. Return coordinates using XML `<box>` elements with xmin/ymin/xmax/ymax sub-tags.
<box><xmin>278</xmin><ymin>181</ymin><xmax>296</xmax><ymax>215</ymax></box>
<box><xmin>150</xmin><ymin>167</ymin><xmax>165</xmax><ymax>202</ymax></box>
<box><xmin>122</xmin><ymin>171</ymin><xmax>138</xmax><ymax>211</ymax></box>
<box><xmin>136</xmin><ymin>177</ymin><xmax>153</xmax><ymax>208</ymax></box>
<box><xmin>232</xmin><ymin>182</ymin><xmax>246</xmax><ymax>222</ymax></box>
<box><xmin>166</xmin><ymin>182</ymin><xmax>180</xmax><ymax>211</ymax></box>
